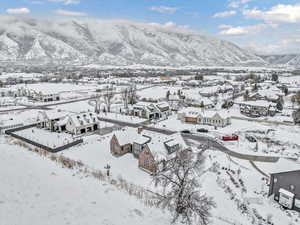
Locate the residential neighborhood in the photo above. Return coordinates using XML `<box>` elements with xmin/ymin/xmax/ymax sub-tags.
<box><xmin>1</xmin><ymin>2</ymin><xmax>300</xmax><ymax>224</ymax></box>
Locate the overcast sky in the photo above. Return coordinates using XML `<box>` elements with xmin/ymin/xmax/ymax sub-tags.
<box><xmin>1</xmin><ymin>0</ymin><xmax>300</xmax><ymax>54</ymax></box>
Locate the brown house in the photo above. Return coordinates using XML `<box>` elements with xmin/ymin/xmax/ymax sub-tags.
<box><xmin>110</xmin><ymin>134</ymin><xmax>132</xmax><ymax>156</ymax></box>
<box><xmin>138</xmin><ymin>145</ymin><xmax>157</xmax><ymax>174</ymax></box>
<box><xmin>110</xmin><ymin>127</ymin><xmax>189</xmax><ymax>174</ymax></box>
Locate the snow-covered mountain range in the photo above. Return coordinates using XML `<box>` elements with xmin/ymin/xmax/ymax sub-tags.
<box><xmin>0</xmin><ymin>16</ymin><xmax>266</xmax><ymax>67</ymax></box>
<box><xmin>260</xmin><ymin>54</ymin><xmax>300</xmax><ymax>66</ymax></box>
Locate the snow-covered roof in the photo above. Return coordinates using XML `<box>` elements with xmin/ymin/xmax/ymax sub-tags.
<box><xmin>69</xmin><ymin>112</ymin><xmax>99</xmax><ymax>127</ymax></box>
<box><xmin>179</xmin><ymin>107</ymin><xmax>230</xmax><ymax>119</ymax></box>
<box><xmin>113</xmin><ymin>127</ymin><xmax>188</xmax><ymax>161</ymax></box>
<box><xmin>113</xmin><ymin>127</ymin><xmax>147</xmax><ymax>146</ymax></box>
<box><xmin>156</xmin><ymin>102</ymin><xmax>170</xmax><ymax>110</ymax></box>
<box><xmin>145</xmin><ymin>131</ymin><xmax>188</xmax><ymax>161</ymax></box>
<box><xmin>133</xmin><ymin>101</ymin><xmax>169</xmax><ymax>113</ymax></box>
<box><xmin>255</xmin><ymin>158</ymin><xmax>300</xmax><ymax>175</ymax></box>
<box><xmin>237</xmin><ymin>100</ymin><xmax>276</xmax><ymax>107</ymax></box>
<box><xmin>37</xmin><ymin>110</ymin><xmax>71</xmax><ymax>121</ymax></box>
<box><xmin>178</xmin><ymin>107</ymin><xmax>202</xmax><ymax>118</ymax></box>
<box><xmin>279</xmin><ymin>188</ymin><xmax>295</xmax><ymax>197</ymax></box>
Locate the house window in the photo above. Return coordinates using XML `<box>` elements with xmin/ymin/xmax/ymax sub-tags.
<box><xmin>144</xmin><ymin>159</ymin><xmax>149</xmax><ymax>168</ymax></box>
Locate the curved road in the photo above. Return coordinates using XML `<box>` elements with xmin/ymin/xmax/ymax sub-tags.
<box><xmin>98</xmin><ymin>117</ymin><xmax>280</xmax><ymax>163</ymax></box>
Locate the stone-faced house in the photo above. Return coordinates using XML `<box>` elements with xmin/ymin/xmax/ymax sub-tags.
<box><xmin>110</xmin><ymin>127</ymin><xmax>150</xmax><ymax>157</ymax></box>
<box><xmin>178</xmin><ymin>107</ymin><xmax>231</xmax><ymax>127</ymax></box>
<box><xmin>110</xmin><ymin>127</ymin><xmax>188</xmax><ymax>174</ymax></box>
<box><xmin>110</xmin><ymin>134</ymin><xmax>133</xmax><ymax>157</ymax></box>
<box><xmin>138</xmin><ymin>133</ymin><xmax>188</xmax><ymax>174</ymax></box>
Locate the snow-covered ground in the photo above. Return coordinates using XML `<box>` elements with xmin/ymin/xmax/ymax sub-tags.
<box><xmin>99</xmin><ymin>112</ymin><xmax>147</xmax><ymax>124</ymax></box>
<box><xmin>153</xmin><ymin>113</ymin><xmax>300</xmax><ymax>159</ymax></box>
<box><xmin>1</xmin><ymin>72</ymin><xmax>300</xmax><ymax>225</ymax></box>
<box><xmin>61</xmin><ymin>134</ymin><xmax>152</xmax><ymax>186</ymax></box>
<box><xmin>0</xmin><ymin>136</ymin><xmax>171</xmax><ymax>225</ymax></box>
<box><xmin>15</xmin><ymin>127</ymin><xmax>75</xmax><ymax>148</ymax></box>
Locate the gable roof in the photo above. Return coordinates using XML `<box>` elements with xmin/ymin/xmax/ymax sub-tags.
<box><xmin>69</xmin><ymin>112</ymin><xmax>99</xmax><ymax>127</ymax></box>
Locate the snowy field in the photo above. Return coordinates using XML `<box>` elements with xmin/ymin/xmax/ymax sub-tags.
<box><xmin>0</xmin><ymin>136</ymin><xmax>172</xmax><ymax>225</ymax></box>
<box><xmin>201</xmin><ymin>150</ymin><xmax>300</xmax><ymax>225</ymax></box>
<box><xmin>137</xmin><ymin>86</ymin><xmax>181</xmax><ymax>100</ymax></box>
<box><xmin>15</xmin><ymin>83</ymin><xmax>99</xmax><ymax>94</ymax></box>
<box><xmin>3</xmin><ymin>130</ymin><xmax>298</xmax><ymax>225</ymax></box>
<box><xmin>15</xmin><ymin>127</ymin><xmax>75</xmax><ymax>148</ymax></box>
<box><xmin>53</xmin><ymin>100</ymin><xmax>95</xmax><ymax>113</ymax></box>
<box><xmin>0</xmin><ymin>72</ymin><xmax>44</xmax><ymax>80</ymax></box>
<box><xmin>99</xmin><ymin>112</ymin><xmax>147</xmax><ymax>124</ymax></box>
<box><xmin>0</xmin><ymin>109</ymin><xmax>39</xmax><ymax>126</ymax></box>
<box><xmin>61</xmin><ymin>134</ymin><xmax>152</xmax><ymax>186</ymax></box>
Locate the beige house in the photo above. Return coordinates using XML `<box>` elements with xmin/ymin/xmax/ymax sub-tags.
<box><xmin>178</xmin><ymin>107</ymin><xmax>231</xmax><ymax>127</ymax></box>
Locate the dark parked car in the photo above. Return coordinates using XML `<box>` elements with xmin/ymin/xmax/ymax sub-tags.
<box><xmin>197</xmin><ymin>128</ymin><xmax>209</xmax><ymax>133</ymax></box>
<box><xmin>245</xmin><ymin>134</ymin><xmax>257</xmax><ymax>142</ymax></box>
<box><xmin>181</xmin><ymin>130</ymin><xmax>191</xmax><ymax>134</ymax></box>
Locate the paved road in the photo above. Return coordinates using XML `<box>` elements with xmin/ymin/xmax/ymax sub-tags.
<box><xmin>98</xmin><ymin>117</ymin><xmax>280</xmax><ymax>163</ymax></box>
<box><xmin>231</xmin><ymin>116</ymin><xmax>294</xmax><ymax>126</ymax></box>
<box><xmin>0</xmin><ymin>85</ymin><xmax>158</xmax><ymax>114</ymax></box>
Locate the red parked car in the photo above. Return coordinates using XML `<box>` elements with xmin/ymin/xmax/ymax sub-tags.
<box><xmin>222</xmin><ymin>135</ymin><xmax>239</xmax><ymax>141</ymax></box>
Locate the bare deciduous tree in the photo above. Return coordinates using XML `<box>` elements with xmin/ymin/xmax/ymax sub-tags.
<box><xmin>121</xmin><ymin>87</ymin><xmax>129</xmax><ymax>112</ymax></box>
<box><xmin>152</xmin><ymin>150</ymin><xmax>215</xmax><ymax>225</ymax></box>
<box><xmin>103</xmin><ymin>85</ymin><xmax>114</xmax><ymax>113</ymax></box>
<box><xmin>128</xmin><ymin>84</ymin><xmax>137</xmax><ymax>105</ymax></box>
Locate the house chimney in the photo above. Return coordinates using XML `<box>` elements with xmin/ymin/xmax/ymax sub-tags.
<box><xmin>138</xmin><ymin>126</ymin><xmax>143</xmax><ymax>134</ymax></box>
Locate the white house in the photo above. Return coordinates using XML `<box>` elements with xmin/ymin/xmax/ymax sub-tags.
<box><xmin>131</xmin><ymin>102</ymin><xmax>171</xmax><ymax>120</ymax></box>
<box><xmin>37</xmin><ymin>110</ymin><xmax>72</xmax><ymax>131</ymax></box>
<box><xmin>178</xmin><ymin>107</ymin><xmax>231</xmax><ymax>127</ymax></box>
<box><xmin>18</xmin><ymin>87</ymin><xmax>60</xmax><ymax>102</ymax></box>
<box><xmin>58</xmin><ymin>112</ymin><xmax>100</xmax><ymax>135</ymax></box>
<box><xmin>237</xmin><ymin>100</ymin><xmax>277</xmax><ymax>117</ymax></box>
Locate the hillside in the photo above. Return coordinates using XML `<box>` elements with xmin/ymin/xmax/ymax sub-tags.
<box><xmin>0</xmin><ymin>16</ymin><xmax>266</xmax><ymax>67</ymax></box>
<box><xmin>260</xmin><ymin>54</ymin><xmax>300</xmax><ymax>66</ymax></box>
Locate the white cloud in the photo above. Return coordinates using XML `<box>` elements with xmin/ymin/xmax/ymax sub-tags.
<box><xmin>30</xmin><ymin>1</ymin><xmax>44</xmax><ymax>4</ymax></box>
<box><xmin>219</xmin><ymin>23</ymin><xmax>277</xmax><ymax>36</ymax></box>
<box><xmin>218</xmin><ymin>24</ymin><xmax>233</xmax><ymax>29</ymax></box>
<box><xmin>150</xmin><ymin>6</ymin><xmax>178</xmax><ymax>14</ymax></box>
<box><xmin>281</xmin><ymin>38</ymin><xmax>300</xmax><ymax>45</ymax></box>
<box><xmin>245</xmin><ymin>39</ymin><xmax>300</xmax><ymax>54</ymax></box>
<box><xmin>228</xmin><ymin>0</ymin><xmax>253</xmax><ymax>8</ymax></box>
<box><xmin>148</xmin><ymin>21</ymin><xmax>189</xmax><ymax>30</ymax></box>
<box><xmin>49</xmin><ymin>0</ymin><xmax>80</xmax><ymax>5</ymax></box>
<box><xmin>55</xmin><ymin>9</ymin><xmax>86</xmax><ymax>16</ymax></box>
<box><xmin>243</xmin><ymin>4</ymin><xmax>300</xmax><ymax>24</ymax></box>
<box><xmin>6</xmin><ymin>8</ymin><xmax>31</xmax><ymax>14</ymax></box>
<box><xmin>213</xmin><ymin>10</ymin><xmax>236</xmax><ymax>18</ymax></box>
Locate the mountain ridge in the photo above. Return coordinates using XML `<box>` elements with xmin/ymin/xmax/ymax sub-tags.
<box><xmin>0</xmin><ymin>16</ymin><xmax>266</xmax><ymax>67</ymax></box>
<box><xmin>259</xmin><ymin>54</ymin><xmax>300</xmax><ymax>66</ymax></box>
